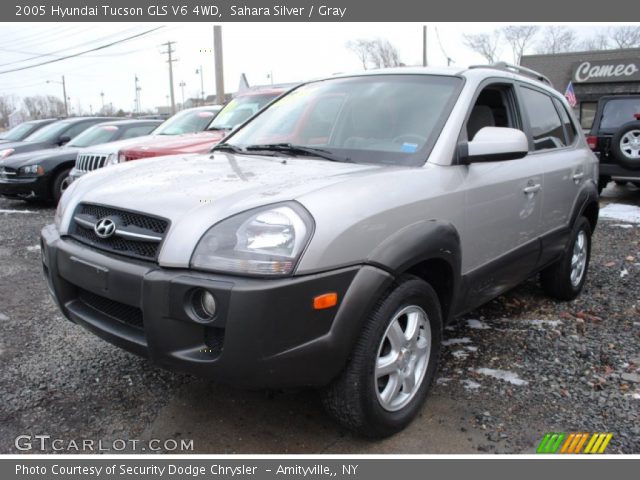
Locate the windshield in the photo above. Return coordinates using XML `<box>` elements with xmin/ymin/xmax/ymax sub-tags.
<box><xmin>154</xmin><ymin>108</ymin><xmax>219</xmax><ymax>135</ymax></box>
<box><xmin>208</xmin><ymin>93</ymin><xmax>280</xmax><ymax>130</ymax></box>
<box><xmin>225</xmin><ymin>75</ymin><xmax>462</xmax><ymax>165</ymax></box>
<box><xmin>24</xmin><ymin>121</ymin><xmax>71</xmax><ymax>143</ymax></box>
<box><xmin>601</xmin><ymin>98</ymin><xmax>640</xmax><ymax>130</ymax></box>
<box><xmin>68</xmin><ymin>124</ymin><xmax>120</xmax><ymax>148</ymax></box>
<box><xmin>0</xmin><ymin>122</ymin><xmax>37</xmax><ymax>141</ymax></box>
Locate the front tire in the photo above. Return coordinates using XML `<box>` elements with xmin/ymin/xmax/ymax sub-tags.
<box><xmin>540</xmin><ymin>217</ymin><xmax>591</xmax><ymax>301</ymax></box>
<box><xmin>321</xmin><ymin>276</ymin><xmax>442</xmax><ymax>438</ymax></box>
<box><xmin>51</xmin><ymin>168</ymin><xmax>71</xmax><ymax>204</ymax></box>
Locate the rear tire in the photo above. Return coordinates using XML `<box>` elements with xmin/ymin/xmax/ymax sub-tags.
<box><xmin>51</xmin><ymin>168</ymin><xmax>71</xmax><ymax>204</ymax></box>
<box><xmin>540</xmin><ymin>217</ymin><xmax>591</xmax><ymax>301</ymax></box>
<box><xmin>321</xmin><ymin>276</ymin><xmax>442</xmax><ymax>438</ymax></box>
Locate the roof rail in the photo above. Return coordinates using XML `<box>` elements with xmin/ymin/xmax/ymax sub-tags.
<box><xmin>468</xmin><ymin>62</ymin><xmax>553</xmax><ymax>87</ymax></box>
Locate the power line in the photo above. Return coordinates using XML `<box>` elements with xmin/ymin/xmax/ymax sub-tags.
<box><xmin>434</xmin><ymin>26</ymin><xmax>455</xmax><ymax>66</ymax></box>
<box><xmin>0</xmin><ymin>26</ymin><xmax>165</xmax><ymax>75</ymax></box>
<box><xmin>0</xmin><ymin>26</ymin><xmax>156</xmax><ymax>68</ymax></box>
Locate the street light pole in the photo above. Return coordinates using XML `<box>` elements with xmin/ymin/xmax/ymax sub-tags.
<box><xmin>179</xmin><ymin>81</ymin><xmax>186</xmax><ymax>109</ymax></box>
<box><xmin>61</xmin><ymin>76</ymin><xmax>68</xmax><ymax>117</ymax></box>
<box><xmin>195</xmin><ymin>66</ymin><xmax>204</xmax><ymax>105</ymax></box>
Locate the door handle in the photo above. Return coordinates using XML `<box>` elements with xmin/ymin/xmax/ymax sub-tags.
<box><xmin>523</xmin><ymin>184</ymin><xmax>541</xmax><ymax>194</ymax></box>
<box><xmin>572</xmin><ymin>172</ymin><xmax>585</xmax><ymax>181</ymax></box>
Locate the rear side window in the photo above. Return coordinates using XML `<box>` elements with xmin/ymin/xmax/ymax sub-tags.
<box><xmin>520</xmin><ymin>87</ymin><xmax>566</xmax><ymax>151</ymax></box>
<box><xmin>600</xmin><ymin>98</ymin><xmax>640</xmax><ymax>130</ymax></box>
<box><xmin>554</xmin><ymin>99</ymin><xmax>577</xmax><ymax>145</ymax></box>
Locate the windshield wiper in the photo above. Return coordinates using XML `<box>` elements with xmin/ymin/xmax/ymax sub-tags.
<box><xmin>244</xmin><ymin>143</ymin><xmax>352</xmax><ymax>163</ymax></box>
<box><xmin>212</xmin><ymin>143</ymin><xmax>246</xmax><ymax>154</ymax></box>
<box><xmin>207</xmin><ymin>126</ymin><xmax>232</xmax><ymax>131</ymax></box>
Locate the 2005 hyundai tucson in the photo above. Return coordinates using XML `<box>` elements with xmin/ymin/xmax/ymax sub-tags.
<box><xmin>42</xmin><ymin>63</ymin><xmax>599</xmax><ymax>437</ymax></box>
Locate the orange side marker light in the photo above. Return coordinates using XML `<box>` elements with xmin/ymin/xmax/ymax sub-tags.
<box><xmin>313</xmin><ymin>293</ymin><xmax>338</xmax><ymax>310</ymax></box>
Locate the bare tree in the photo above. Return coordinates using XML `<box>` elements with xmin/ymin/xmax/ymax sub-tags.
<box><xmin>609</xmin><ymin>26</ymin><xmax>640</xmax><ymax>49</ymax></box>
<box><xmin>502</xmin><ymin>25</ymin><xmax>540</xmax><ymax>64</ymax></box>
<box><xmin>580</xmin><ymin>32</ymin><xmax>611</xmax><ymax>51</ymax></box>
<box><xmin>536</xmin><ymin>26</ymin><xmax>577</xmax><ymax>54</ymax></box>
<box><xmin>463</xmin><ymin>31</ymin><xmax>501</xmax><ymax>63</ymax></box>
<box><xmin>0</xmin><ymin>94</ymin><xmax>17</xmax><ymax>128</ymax></box>
<box><xmin>346</xmin><ymin>39</ymin><xmax>372</xmax><ymax>70</ymax></box>
<box><xmin>346</xmin><ymin>38</ymin><xmax>402</xmax><ymax>69</ymax></box>
<box><xmin>23</xmin><ymin>95</ymin><xmax>65</xmax><ymax>119</ymax></box>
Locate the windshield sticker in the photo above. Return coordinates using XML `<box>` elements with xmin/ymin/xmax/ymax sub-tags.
<box><xmin>401</xmin><ymin>143</ymin><xmax>418</xmax><ymax>153</ymax></box>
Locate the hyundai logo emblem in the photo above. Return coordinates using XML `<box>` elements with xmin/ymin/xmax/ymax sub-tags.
<box><xmin>94</xmin><ymin>218</ymin><xmax>116</xmax><ymax>239</ymax></box>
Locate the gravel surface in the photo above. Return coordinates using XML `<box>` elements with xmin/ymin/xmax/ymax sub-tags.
<box><xmin>0</xmin><ymin>183</ymin><xmax>638</xmax><ymax>454</ymax></box>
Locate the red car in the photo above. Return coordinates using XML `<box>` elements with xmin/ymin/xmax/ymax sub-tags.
<box><xmin>119</xmin><ymin>87</ymin><xmax>290</xmax><ymax>161</ymax></box>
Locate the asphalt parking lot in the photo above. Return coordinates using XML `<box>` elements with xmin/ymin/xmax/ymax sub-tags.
<box><xmin>1</xmin><ymin>184</ymin><xmax>639</xmax><ymax>454</ymax></box>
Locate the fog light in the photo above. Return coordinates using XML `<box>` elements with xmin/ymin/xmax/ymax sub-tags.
<box><xmin>192</xmin><ymin>289</ymin><xmax>216</xmax><ymax>321</ymax></box>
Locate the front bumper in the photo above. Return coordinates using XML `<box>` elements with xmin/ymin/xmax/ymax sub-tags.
<box><xmin>41</xmin><ymin>225</ymin><xmax>393</xmax><ymax>388</ymax></box>
<box><xmin>0</xmin><ymin>175</ymin><xmax>50</xmax><ymax>200</ymax></box>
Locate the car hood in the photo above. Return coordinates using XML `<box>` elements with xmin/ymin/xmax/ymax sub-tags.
<box><xmin>76</xmin><ymin>135</ymin><xmax>156</xmax><ymax>156</ymax></box>
<box><xmin>0</xmin><ymin>140</ymin><xmax>52</xmax><ymax>155</ymax></box>
<box><xmin>62</xmin><ymin>152</ymin><xmax>387</xmax><ymax>266</ymax></box>
<box><xmin>124</xmin><ymin>131</ymin><xmax>227</xmax><ymax>155</ymax></box>
<box><xmin>1</xmin><ymin>147</ymin><xmax>77</xmax><ymax>168</ymax></box>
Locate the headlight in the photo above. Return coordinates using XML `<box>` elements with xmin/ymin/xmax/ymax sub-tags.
<box><xmin>105</xmin><ymin>153</ymin><xmax>119</xmax><ymax>166</ymax></box>
<box><xmin>0</xmin><ymin>148</ymin><xmax>15</xmax><ymax>159</ymax></box>
<box><xmin>118</xmin><ymin>151</ymin><xmax>126</xmax><ymax>162</ymax></box>
<box><xmin>191</xmin><ymin>202</ymin><xmax>314</xmax><ymax>276</ymax></box>
<box><xmin>18</xmin><ymin>164</ymin><xmax>44</xmax><ymax>176</ymax></box>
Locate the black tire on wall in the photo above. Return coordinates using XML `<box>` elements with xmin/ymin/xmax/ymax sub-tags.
<box><xmin>611</xmin><ymin>121</ymin><xmax>640</xmax><ymax>170</ymax></box>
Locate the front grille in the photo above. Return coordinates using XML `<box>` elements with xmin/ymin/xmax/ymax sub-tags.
<box><xmin>78</xmin><ymin>288</ymin><xmax>143</xmax><ymax>330</ymax></box>
<box><xmin>0</xmin><ymin>166</ymin><xmax>17</xmax><ymax>179</ymax></box>
<box><xmin>76</xmin><ymin>154</ymin><xmax>108</xmax><ymax>172</ymax></box>
<box><xmin>69</xmin><ymin>203</ymin><xmax>169</xmax><ymax>261</ymax></box>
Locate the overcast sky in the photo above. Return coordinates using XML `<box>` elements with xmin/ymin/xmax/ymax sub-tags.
<box><xmin>0</xmin><ymin>23</ymin><xmax>618</xmax><ymax>113</ymax></box>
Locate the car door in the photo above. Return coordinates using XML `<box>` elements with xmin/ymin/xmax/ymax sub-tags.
<box><xmin>517</xmin><ymin>85</ymin><xmax>585</xmax><ymax>239</ymax></box>
<box><xmin>459</xmin><ymin>81</ymin><xmax>543</xmax><ymax>308</ymax></box>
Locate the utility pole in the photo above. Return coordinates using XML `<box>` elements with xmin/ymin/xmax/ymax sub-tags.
<box><xmin>161</xmin><ymin>41</ymin><xmax>177</xmax><ymax>114</ymax></box>
<box><xmin>195</xmin><ymin>66</ymin><xmax>204</xmax><ymax>105</ymax></box>
<box><xmin>62</xmin><ymin>76</ymin><xmax>68</xmax><ymax>117</ymax></box>
<box><xmin>100</xmin><ymin>91</ymin><xmax>105</xmax><ymax>112</ymax></box>
<box><xmin>134</xmin><ymin>75</ymin><xmax>141</xmax><ymax>114</ymax></box>
<box><xmin>179</xmin><ymin>81</ymin><xmax>186</xmax><ymax>109</ymax></box>
<box><xmin>213</xmin><ymin>26</ymin><xmax>225</xmax><ymax>105</ymax></box>
<box><xmin>423</xmin><ymin>26</ymin><xmax>428</xmax><ymax>67</ymax></box>
<box><xmin>46</xmin><ymin>76</ymin><xmax>68</xmax><ymax>116</ymax></box>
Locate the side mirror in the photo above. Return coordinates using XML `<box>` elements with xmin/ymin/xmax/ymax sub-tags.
<box><xmin>459</xmin><ymin>127</ymin><xmax>528</xmax><ymax>164</ymax></box>
<box><xmin>58</xmin><ymin>135</ymin><xmax>71</xmax><ymax>145</ymax></box>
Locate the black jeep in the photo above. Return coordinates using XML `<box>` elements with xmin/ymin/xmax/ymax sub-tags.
<box><xmin>587</xmin><ymin>95</ymin><xmax>640</xmax><ymax>193</ymax></box>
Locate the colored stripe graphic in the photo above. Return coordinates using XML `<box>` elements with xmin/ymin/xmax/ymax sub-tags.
<box><xmin>537</xmin><ymin>433</ymin><xmax>566</xmax><ymax>453</ymax></box>
<box><xmin>537</xmin><ymin>432</ymin><xmax>612</xmax><ymax>454</ymax></box>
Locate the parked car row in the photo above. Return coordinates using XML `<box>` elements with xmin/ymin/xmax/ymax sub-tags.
<box><xmin>41</xmin><ymin>64</ymin><xmax>599</xmax><ymax>438</ymax></box>
<box><xmin>0</xmin><ymin>86</ymin><xmax>291</xmax><ymax>203</ymax></box>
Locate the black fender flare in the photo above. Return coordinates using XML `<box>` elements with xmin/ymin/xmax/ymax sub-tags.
<box><xmin>569</xmin><ymin>179</ymin><xmax>599</xmax><ymax>232</ymax></box>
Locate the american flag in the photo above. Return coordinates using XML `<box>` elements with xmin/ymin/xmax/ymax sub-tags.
<box><xmin>564</xmin><ymin>82</ymin><xmax>577</xmax><ymax>108</ymax></box>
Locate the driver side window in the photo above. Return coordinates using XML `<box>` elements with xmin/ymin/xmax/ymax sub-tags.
<box><xmin>466</xmin><ymin>84</ymin><xmax>520</xmax><ymax>141</ymax></box>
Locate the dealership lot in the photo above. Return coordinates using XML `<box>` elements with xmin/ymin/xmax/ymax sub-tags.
<box><xmin>0</xmin><ymin>185</ymin><xmax>639</xmax><ymax>454</ymax></box>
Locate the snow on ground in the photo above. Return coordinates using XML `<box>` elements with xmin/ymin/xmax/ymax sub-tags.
<box><xmin>599</xmin><ymin>203</ymin><xmax>640</xmax><ymax>224</ymax></box>
<box><xmin>474</xmin><ymin>368</ymin><xmax>529</xmax><ymax>386</ymax></box>
<box><xmin>26</xmin><ymin>245</ymin><xmax>40</xmax><ymax>252</ymax></box>
<box><xmin>0</xmin><ymin>209</ymin><xmax>35</xmax><ymax>214</ymax></box>
<box><xmin>462</xmin><ymin>379</ymin><xmax>481</xmax><ymax>390</ymax></box>
<box><xmin>442</xmin><ymin>337</ymin><xmax>472</xmax><ymax>346</ymax></box>
<box><xmin>466</xmin><ymin>319</ymin><xmax>491</xmax><ymax>330</ymax></box>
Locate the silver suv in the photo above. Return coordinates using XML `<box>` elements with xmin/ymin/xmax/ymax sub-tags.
<box><xmin>41</xmin><ymin>64</ymin><xmax>599</xmax><ymax>438</ymax></box>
